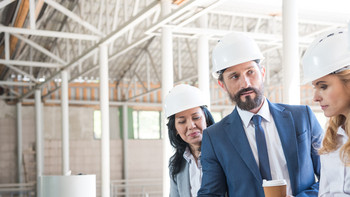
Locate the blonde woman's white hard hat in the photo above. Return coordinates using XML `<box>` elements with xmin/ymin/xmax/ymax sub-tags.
<box><xmin>164</xmin><ymin>84</ymin><xmax>208</xmax><ymax>118</ymax></box>
<box><xmin>302</xmin><ymin>28</ymin><xmax>350</xmax><ymax>84</ymax></box>
<box><xmin>211</xmin><ymin>32</ymin><xmax>264</xmax><ymax>79</ymax></box>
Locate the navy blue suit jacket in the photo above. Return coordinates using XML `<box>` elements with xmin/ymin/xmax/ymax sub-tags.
<box><xmin>198</xmin><ymin>101</ymin><xmax>323</xmax><ymax>197</ymax></box>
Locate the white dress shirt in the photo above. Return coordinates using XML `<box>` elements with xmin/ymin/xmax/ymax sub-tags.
<box><xmin>319</xmin><ymin>126</ymin><xmax>350</xmax><ymax>197</ymax></box>
<box><xmin>183</xmin><ymin>147</ymin><xmax>202</xmax><ymax>197</ymax></box>
<box><xmin>237</xmin><ymin>98</ymin><xmax>292</xmax><ymax>195</ymax></box>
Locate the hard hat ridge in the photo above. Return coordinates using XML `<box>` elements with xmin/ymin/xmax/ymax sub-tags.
<box><xmin>302</xmin><ymin>28</ymin><xmax>350</xmax><ymax>84</ymax></box>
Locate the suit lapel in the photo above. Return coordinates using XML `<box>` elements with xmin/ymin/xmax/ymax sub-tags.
<box><xmin>268</xmin><ymin>101</ymin><xmax>299</xmax><ymax>193</ymax></box>
<box><xmin>224</xmin><ymin>109</ymin><xmax>262</xmax><ymax>182</ymax></box>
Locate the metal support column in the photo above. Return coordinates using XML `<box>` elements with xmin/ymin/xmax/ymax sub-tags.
<box><xmin>282</xmin><ymin>0</ymin><xmax>300</xmax><ymax>104</ymax></box>
<box><xmin>161</xmin><ymin>0</ymin><xmax>173</xmax><ymax>196</ymax></box>
<box><xmin>35</xmin><ymin>89</ymin><xmax>43</xmax><ymax>197</ymax></box>
<box><xmin>16</xmin><ymin>102</ymin><xmax>23</xmax><ymax>184</ymax></box>
<box><xmin>61</xmin><ymin>70</ymin><xmax>69</xmax><ymax>175</ymax></box>
<box><xmin>99</xmin><ymin>43</ymin><xmax>110</xmax><ymax>197</ymax></box>
<box><xmin>122</xmin><ymin>104</ymin><xmax>129</xmax><ymax>196</ymax></box>
<box><xmin>197</xmin><ymin>14</ymin><xmax>210</xmax><ymax>109</ymax></box>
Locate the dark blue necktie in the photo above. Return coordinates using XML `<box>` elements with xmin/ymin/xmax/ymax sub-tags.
<box><xmin>252</xmin><ymin>115</ymin><xmax>272</xmax><ymax>180</ymax></box>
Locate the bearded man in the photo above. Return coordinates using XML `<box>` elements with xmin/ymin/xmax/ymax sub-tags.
<box><xmin>198</xmin><ymin>32</ymin><xmax>323</xmax><ymax>197</ymax></box>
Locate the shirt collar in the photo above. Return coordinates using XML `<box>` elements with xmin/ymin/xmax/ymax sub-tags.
<box><xmin>337</xmin><ymin>126</ymin><xmax>347</xmax><ymax>137</ymax></box>
<box><xmin>183</xmin><ymin>146</ymin><xmax>193</xmax><ymax>163</ymax></box>
<box><xmin>183</xmin><ymin>146</ymin><xmax>202</xmax><ymax>167</ymax></box>
<box><xmin>237</xmin><ymin>97</ymin><xmax>271</xmax><ymax>128</ymax></box>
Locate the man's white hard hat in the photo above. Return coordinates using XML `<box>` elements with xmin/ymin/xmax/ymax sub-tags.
<box><xmin>302</xmin><ymin>28</ymin><xmax>350</xmax><ymax>84</ymax></box>
<box><xmin>164</xmin><ymin>84</ymin><xmax>208</xmax><ymax>118</ymax></box>
<box><xmin>211</xmin><ymin>32</ymin><xmax>264</xmax><ymax>79</ymax></box>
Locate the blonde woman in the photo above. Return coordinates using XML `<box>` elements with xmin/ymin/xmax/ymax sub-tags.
<box><xmin>302</xmin><ymin>28</ymin><xmax>350</xmax><ymax>196</ymax></box>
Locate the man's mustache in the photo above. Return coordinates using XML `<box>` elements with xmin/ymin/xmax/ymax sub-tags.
<box><xmin>236</xmin><ymin>87</ymin><xmax>257</xmax><ymax>96</ymax></box>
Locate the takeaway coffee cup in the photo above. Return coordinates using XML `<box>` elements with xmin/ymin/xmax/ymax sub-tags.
<box><xmin>262</xmin><ymin>179</ymin><xmax>287</xmax><ymax>197</ymax></box>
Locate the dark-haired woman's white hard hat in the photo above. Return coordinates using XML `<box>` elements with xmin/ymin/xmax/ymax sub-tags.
<box><xmin>164</xmin><ymin>84</ymin><xmax>208</xmax><ymax>118</ymax></box>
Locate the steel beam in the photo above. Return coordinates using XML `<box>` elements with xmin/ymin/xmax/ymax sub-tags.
<box><xmin>145</xmin><ymin>0</ymin><xmax>199</xmax><ymax>34</ymax></box>
<box><xmin>0</xmin><ymin>59</ymin><xmax>62</xmax><ymax>68</ymax></box>
<box><xmin>29</xmin><ymin>0</ymin><xmax>36</xmax><ymax>29</ymax></box>
<box><xmin>0</xmin><ymin>81</ymin><xmax>35</xmax><ymax>86</ymax></box>
<box><xmin>4</xmin><ymin>64</ymin><xmax>38</xmax><ymax>82</ymax></box>
<box><xmin>0</xmin><ymin>25</ymin><xmax>100</xmax><ymax>40</ymax></box>
<box><xmin>17</xmin><ymin>1</ymin><xmax>160</xmax><ymax>101</ymax></box>
<box><xmin>44</xmin><ymin>0</ymin><xmax>103</xmax><ymax>36</ymax></box>
<box><xmin>0</xmin><ymin>0</ymin><xmax>15</xmax><ymax>9</ymax></box>
<box><xmin>12</xmin><ymin>33</ymin><xmax>67</xmax><ymax>64</ymax></box>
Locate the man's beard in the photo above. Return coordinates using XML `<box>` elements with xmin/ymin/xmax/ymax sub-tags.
<box><xmin>228</xmin><ymin>86</ymin><xmax>264</xmax><ymax>111</ymax></box>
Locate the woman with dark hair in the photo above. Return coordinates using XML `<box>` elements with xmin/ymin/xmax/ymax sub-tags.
<box><xmin>302</xmin><ymin>28</ymin><xmax>350</xmax><ymax>196</ymax></box>
<box><xmin>164</xmin><ymin>84</ymin><xmax>215</xmax><ymax>197</ymax></box>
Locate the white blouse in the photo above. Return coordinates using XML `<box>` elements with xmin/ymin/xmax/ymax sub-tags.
<box><xmin>319</xmin><ymin>127</ymin><xmax>350</xmax><ymax>197</ymax></box>
<box><xmin>183</xmin><ymin>147</ymin><xmax>202</xmax><ymax>197</ymax></box>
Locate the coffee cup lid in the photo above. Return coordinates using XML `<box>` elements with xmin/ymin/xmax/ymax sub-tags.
<box><xmin>262</xmin><ymin>179</ymin><xmax>287</xmax><ymax>187</ymax></box>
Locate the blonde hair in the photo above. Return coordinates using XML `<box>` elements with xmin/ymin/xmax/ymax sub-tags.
<box><xmin>318</xmin><ymin>69</ymin><xmax>350</xmax><ymax>165</ymax></box>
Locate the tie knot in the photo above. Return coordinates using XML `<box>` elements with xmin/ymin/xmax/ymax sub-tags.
<box><xmin>252</xmin><ymin>115</ymin><xmax>262</xmax><ymax>126</ymax></box>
